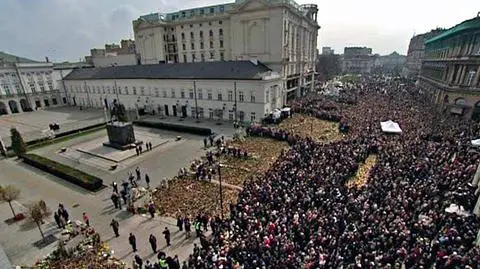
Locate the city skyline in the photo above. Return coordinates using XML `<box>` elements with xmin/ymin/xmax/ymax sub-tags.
<box><xmin>0</xmin><ymin>0</ymin><xmax>478</xmax><ymax>62</ymax></box>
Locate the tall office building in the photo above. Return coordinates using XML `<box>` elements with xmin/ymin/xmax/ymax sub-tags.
<box><xmin>133</xmin><ymin>0</ymin><xmax>320</xmax><ymax>102</ymax></box>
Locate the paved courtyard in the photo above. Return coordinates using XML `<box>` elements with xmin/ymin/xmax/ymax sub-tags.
<box><xmin>0</xmin><ymin>106</ymin><xmax>105</xmax><ymax>146</ymax></box>
<box><xmin>0</xmin><ymin>120</ymin><xmax>236</xmax><ymax>267</ymax></box>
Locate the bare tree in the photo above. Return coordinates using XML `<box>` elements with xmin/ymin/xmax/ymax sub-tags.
<box><xmin>28</xmin><ymin>200</ymin><xmax>51</xmax><ymax>241</ymax></box>
<box><xmin>0</xmin><ymin>185</ymin><xmax>21</xmax><ymax>218</ymax></box>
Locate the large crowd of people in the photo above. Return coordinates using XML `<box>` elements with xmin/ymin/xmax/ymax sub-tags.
<box><xmin>186</xmin><ymin>78</ymin><xmax>480</xmax><ymax>268</ymax></box>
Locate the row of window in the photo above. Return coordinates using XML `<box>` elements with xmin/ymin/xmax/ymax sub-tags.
<box><xmin>69</xmin><ymin>85</ymin><xmax>257</xmax><ymax>103</ymax></box>
<box><xmin>426</xmin><ymin>33</ymin><xmax>480</xmax><ymax>59</ymax></box>
<box><xmin>179</xmin><ymin>29</ymin><xmax>223</xmax><ymax>40</ymax></box>
<box><xmin>181</xmin><ymin>40</ymin><xmax>223</xmax><ymax>51</ymax></box>
<box><xmin>163</xmin><ymin>21</ymin><xmax>223</xmax><ymax>33</ymax></box>
<box><xmin>1</xmin><ymin>80</ymin><xmax>54</xmax><ymax>95</ymax></box>
<box><xmin>182</xmin><ymin>52</ymin><xmax>224</xmax><ymax>62</ymax></box>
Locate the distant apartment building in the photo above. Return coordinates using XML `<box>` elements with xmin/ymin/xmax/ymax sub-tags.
<box><xmin>342</xmin><ymin>47</ymin><xmax>374</xmax><ymax>74</ymax></box>
<box><xmin>419</xmin><ymin>15</ymin><xmax>480</xmax><ymax>119</ymax></box>
<box><xmin>373</xmin><ymin>52</ymin><xmax>406</xmax><ymax>74</ymax></box>
<box><xmin>132</xmin><ymin>0</ymin><xmax>320</xmax><ymax>102</ymax></box>
<box><xmin>86</xmin><ymin>39</ymin><xmax>140</xmax><ymax>67</ymax></box>
<box><xmin>322</xmin><ymin>47</ymin><xmax>334</xmax><ymax>55</ymax></box>
<box><xmin>403</xmin><ymin>29</ymin><xmax>445</xmax><ymax>79</ymax></box>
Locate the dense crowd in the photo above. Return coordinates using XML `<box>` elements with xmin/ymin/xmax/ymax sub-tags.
<box><xmin>186</xmin><ymin>78</ymin><xmax>480</xmax><ymax>268</ymax></box>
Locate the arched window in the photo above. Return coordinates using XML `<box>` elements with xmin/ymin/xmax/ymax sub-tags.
<box><xmin>199</xmin><ymin>31</ymin><xmax>203</xmax><ymax>38</ymax></box>
<box><xmin>190</xmin><ymin>32</ymin><xmax>194</xmax><ymax>39</ymax></box>
<box><xmin>181</xmin><ymin>33</ymin><xmax>185</xmax><ymax>40</ymax></box>
<box><xmin>219</xmin><ymin>29</ymin><xmax>223</xmax><ymax>36</ymax></box>
<box><xmin>209</xmin><ymin>30</ymin><xmax>213</xmax><ymax>37</ymax></box>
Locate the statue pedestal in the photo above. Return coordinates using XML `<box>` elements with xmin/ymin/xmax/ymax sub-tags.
<box><xmin>103</xmin><ymin>122</ymin><xmax>142</xmax><ymax>150</ymax></box>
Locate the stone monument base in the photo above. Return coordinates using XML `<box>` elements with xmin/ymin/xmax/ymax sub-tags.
<box><xmin>105</xmin><ymin>121</ymin><xmax>142</xmax><ymax>150</ymax></box>
<box><xmin>102</xmin><ymin>140</ymin><xmax>143</xmax><ymax>150</ymax></box>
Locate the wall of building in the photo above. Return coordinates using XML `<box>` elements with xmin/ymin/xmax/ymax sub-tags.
<box><xmin>63</xmin><ymin>77</ymin><xmax>283</xmax><ymax>122</ymax></box>
<box><xmin>0</xmin><ymin>63</ymin><xmax>68</xmax><ymax>115</ymax></box>
<box><xmin>134</xmin><ymin>25</ymin><xmax>167</xmax><ymax>64</ymax></box>
<box><xmin>133</xmin><ymin>0</ymin><xmax>319</xmax><ymax>97</ymax></box>
<box><xmin>91</xmin><ymin>54</ymin><xmax>138</xmax><ymax>67</ymax></box>
<box><xmin>419</xmin><ymin>17</ymin><xmax>480</xmax><ymax>119</ymax></box>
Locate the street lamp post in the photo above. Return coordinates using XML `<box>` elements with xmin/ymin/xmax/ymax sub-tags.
<box><xmin>233</xmin><ymin>81</ymin><xmax>237</xmax><ymax>122</ymax></box>
<box><xmin>217</xmin><ymin>163</ymin><xmax>224</xmax><ymax>219</ymax></box>
<box><xmin>114</xmin><ymin>80</ymin><xmax>120</xmax><ymax>102</ymax></box>
<box><xmin>193</xmin><ymin>80</ymin><xmax>199</xmax><ymax>120</ymax></box>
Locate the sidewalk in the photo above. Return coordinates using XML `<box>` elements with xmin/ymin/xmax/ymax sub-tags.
<box><xmin>0</xmin><ymin>157</ymin><xmax>209</xmax><ymax>267</ymax></box>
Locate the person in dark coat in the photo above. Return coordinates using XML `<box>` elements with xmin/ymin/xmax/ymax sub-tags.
<box><xmin>134</xmin><ymin>254</ymin><xmax>143</xmax><ymax>268</ymax></box>
<box><xmin>148</xmin><ymin>203</ymin><xmax>156</xmax><ymax>218</ymax></box>
<box><xmin>112</xmin><ymin>181</ymin><xmax>118</xmax><ymax>193</ymax></box>
<box><xmin>184</xmin><ymin>218</ymin><xmax>191</xmax><ymax>238</ymax></box>
<box><xmin>135</xmin><ymin>166</ymin><xmax>141</xmax><ymax>181</ymax></box>
<box><xmin>111</xmin><ymin>192</ymin><xmax>119</xmax><ymax>209</ymax></box>
<box><xmin>145</xmin><ymin>173</ymin><xmax>150</xmax><ymax>188</ymax></box>
<box><xmin>172</xmin><ymin>255</ymin><xmax>180</xmax><ymax>269</ymax></box>
<box><xmin>149</xmin><ymin>234</ymin><xmax>157</xmax><ymax>253</ymax></box>
<box><xmin>162</xmin><ymin>227</ymin><xmax>171</xmax><ymax>246</ymax></box>
<box><xmin>120</xmin><ymin>189</ymin><xmax>127</xmax><ymax>205</ymax></box>
<box><xmin>54</xmin><ymin>211</ymin><xmax>61</xmax><ymax>228</ymax></box>
<box><xmin>129</xmin><ymin>233</ymin><xmax>137</xmax><ymax>252</ymax></box>
<box><xmin>58</xmin><ymin>204</ymin><xmax>69</xmax><ymax>222</ymax></box>
<box><xmin>110</xmin><ymin>219</ymin><xmax>119</xmax><ymax>237</ymax></box>
<box><xmin>176</xmin><ymin>216</ymin><xmax>183</xmax><ymax>231</ymax></box>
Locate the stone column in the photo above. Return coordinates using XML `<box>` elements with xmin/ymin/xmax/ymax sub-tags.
<box><xmin>448</xmin><ymin>65</ymin><xmax>455</xmax><ymax>83</ymax></box>
<box><xmin>472</xmin><ymin>162</ymin><xmax>480</xmax><ymax>186</ymax></box>
<box><xmin>17</xmin><ymin>99</ymin><xmax>23</xmax><ymax>113</ymax></box>
<box><xmin>456</xmin><ymin>65</ymin><xmax>465</xmax><ymax>85</ymax></box>
<box><xmin>475</xmin><ymin>66</ymin><xmax>480</xmax><ymax>86</ymax></box>
<box><xmin>3</xmin><ymin>101</ymin><xmax>12</xmax><ymax>115</ymax></box>
<box><xmin>474</xmin><ymin>195</ymin><xmax>480</xmax><ymax>217</ymax></box>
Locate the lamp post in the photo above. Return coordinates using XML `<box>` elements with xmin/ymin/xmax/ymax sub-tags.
<box><xmin>233</xmin><ymin>81</ymin><xmax>237</xmax><ymax>121</ymax></box>
<box><xmin>84</xmin><ymin>81</ymin><xmax>91</xmax><ymax>108</ymax></box>
<box><xmin>217</xmin><ymin>162</ymin><xmax>224</xmax><ymax>219</ymax></box>
<box><xmin>193</xmin><ymin>80</ymin><xmax>199</xmax><ymax>120</ymax></box>
<box><xmin>114</xmin><ymin>80</ymin><xmax>120</xmax><ymax>102</ymax></box>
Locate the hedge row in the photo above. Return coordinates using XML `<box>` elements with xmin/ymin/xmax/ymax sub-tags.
<box><xmin>135</xmin><ymin>120</ymin><xmax>212</xmax><ymax>136</ymax></box>
<box><xmin>21</xmin><ymin>154</ymin><xmax>104</xmax><ymax>191</ymax></box>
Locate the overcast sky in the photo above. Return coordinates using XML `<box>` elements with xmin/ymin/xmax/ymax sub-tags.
<box><xmin>1</xmin><ymin>0</ymin><xmax>478</xmax><ymax>62</ymax></box>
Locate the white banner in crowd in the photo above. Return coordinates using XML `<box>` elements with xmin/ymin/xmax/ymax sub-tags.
<box><xmin>380</xmin><ymin>120</ymin><xmax>402</xmax><ymax>134</ymax></box>
<box><xmin>471</xmin><ymin>139</ymin><xmax>480</xmax><ymax>147</ymax></box>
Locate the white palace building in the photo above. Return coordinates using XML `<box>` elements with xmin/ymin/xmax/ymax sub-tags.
<box><xmin>133</xmin><ymin>0</ymin><xmax>320</xmax><ymax>100</ymax></box>
<box><xmin>0</xmin><ymin>61</ymin><xmax>65</xmax><ymax>115</ymax></box>
<box><xmin>62</xmin><ymin>60</ymin><xmax>283</xmax><ymax>123</ymax></box>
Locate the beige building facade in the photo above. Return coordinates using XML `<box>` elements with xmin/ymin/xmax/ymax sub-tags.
<box><xmin>133</xmin><ymin>0</ymin><xmax>319</xmax><ymax>102</ymax></box>
<box><xmin>62</xmin><ymin>60</ymin><xmax>283</xmax><ymax>123</ymax></box>
<box><xmin>86</xmin><ymin>39</ymin><xmax>139</xmax><ymax>67</ymax></box>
